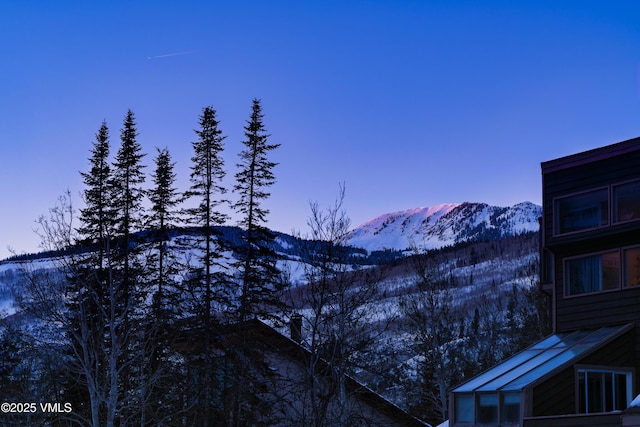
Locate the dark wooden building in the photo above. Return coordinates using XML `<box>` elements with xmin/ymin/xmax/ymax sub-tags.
<box><xmin>449</xmin><ymin>136</ymin><xmax>640</xmax><ymax>427</ymax></box>
<box><xmin>176</xmin><ymin>318</ymin><xmax>428</xmax><ymax>427</ymax></box>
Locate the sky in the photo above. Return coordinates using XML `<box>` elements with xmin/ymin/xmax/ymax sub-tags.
<box><xmin>1</xmin><ymin>0</ymin><xmax>640</xmax><ymax>260</ymax></box>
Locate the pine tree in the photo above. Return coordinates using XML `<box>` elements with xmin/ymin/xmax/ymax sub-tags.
<box><xmin>147</xmin><ymin>147</ymin><xmax>181</xmax><ymax>320</ymax></box>
<box><xmin>184</xmin><ymin>105</ymin><xmax>231</xmax><ymax>315</ymax></box>
<box><xmin>73</xmin><ymin>123</ymin><xmax>115</xmax><ymax>425</ymax></box>
<box><xmin>111</xmin><ymin>109</ymin><xmax>146</xmax><ymax>270</ymax></box>
<box><xmin>140</xmin><ymin>147</ymin><xmax>184</xmax><ymax>425</ymax></box>
<box><xmin>184</xmin><ymin>106</ymin><xmax>231</xmax><ymax>426</ymax></box>
<box><xmin>220</xmin><ymin>99</ymin><xmax>284</xmax><ymax>425</ymax></box>
<box><xmin>108</xmin><ymin>109</ymin><xmax>146</xmax><ymax>325</ymax></box>
<box><xmin>108</xmin><ymin>109</ymin><xmax>147</xmax><ymax>425</ymax></box>
<box><xmin>78</xmin><ymin>121</ymin><xmax>113</xmax><ymax>259</ymax></box>
<box><xmin>232</xmin><ymin>98</ymin><xmax>282</xmax><ymax>321</ymax></box>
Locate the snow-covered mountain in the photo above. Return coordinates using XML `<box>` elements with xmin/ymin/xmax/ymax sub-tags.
<box><xmin>346</xmin><ymin>201</ymin><xmax>541</xmax><ymax>253</ymax></box>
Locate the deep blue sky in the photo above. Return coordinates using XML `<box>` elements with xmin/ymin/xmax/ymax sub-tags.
<box><xmin>2</xmin><ymin>1</ymin><xmax>640</xmax><ymax>259</ymax></box>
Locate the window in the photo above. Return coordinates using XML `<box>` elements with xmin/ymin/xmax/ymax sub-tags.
<box><xmin>577</xmin><ymin>368</ymin><xmax>632</xmax><ymax>413</ymax></box>
<box><xmin>477</xmin><ymin>393</ymin><xmax>498</xmax><ymax>424</ymax></box>
<box><xmin>453</xmin><ymin>392</ymin><xmax>521</xmax><ymax>426</ymax></box>
<box><xmin>500</xmin><ymin>392</ymin><xmax>520</xmax><ymax>424</ymax></box>
<box><xmin>614</xmin><ymin>180</ymin><xmax>640</xmax><ymax>223</ymax></box>
<box><xmin>625</xmin><ymin>247</ymin><xmax>640</xmax><ymax>287</ymax></box>
<box><xmin>565</xmin><ymin>252</ymin><xmax>620</xmax><ymax>296</ymax></box>
<box><xmin>455</xmin><ymin>394</ymin><xmax>474</xmax><ymax>424</ymax></box>
<box><xmin>555</xmin><ymin>189</ymin><xmax>608</xmax><ymax>235</ymax></box>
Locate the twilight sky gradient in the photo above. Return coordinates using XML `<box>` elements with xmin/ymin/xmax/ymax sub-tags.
<box><xmin>2</xmin><ymin>1</ymin><xmax>640</xmax><ymax>260</ymax></box>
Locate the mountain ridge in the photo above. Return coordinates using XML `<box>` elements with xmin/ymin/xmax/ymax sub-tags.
<box><xmin>2</xmin><ymin>202</ymin><xmax>541</xmax><ymax>265</ymax></box>
<box><xmin>346</xmin><ymin>201</ymin><xmax>541</xmax><ymax>253</ymax></box>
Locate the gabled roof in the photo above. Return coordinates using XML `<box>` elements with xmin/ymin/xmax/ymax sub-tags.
<box><xmin>241</xmin><ymin>319</ymin><xmax>430</xmax><ymax>426</ymax></box>
<box><xmin>174</xmin><ymin>317</ymin><xmax>429</xmax><ymax>426</ymax></box>
<box><xmin>453</xmin><ymin>324</ymin><xmax>633</xmax><ymax>393</ymax></box>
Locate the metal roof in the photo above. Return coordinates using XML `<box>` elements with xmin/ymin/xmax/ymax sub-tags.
<box><xmin>453</xmin><ymin>324</ymin><xmax>633</xmax><ymax>393</ymax></box>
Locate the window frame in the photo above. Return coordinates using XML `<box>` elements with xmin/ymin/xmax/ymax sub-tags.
<box><xmin>476</xmin><ymin>392</ymin><xmax>499</xmax><ymax>424</ymax></box>
<box><xmin>454</xmin><ymin>393</ymin><xmax>474</xmax><ymax>425</ymax></box>
<box><xmin>452</xmin><ymin>391</ymin><xmax>522</xmax><ymax>426</ymax></box>
<box><xmin>553</xmin><ymin>187</ymin><xmax>610</xmax><ymax>236</ymax></box>
<box><xmin>552</xmin><ymin>179</ymin><xmax>640</xmax><ymax>237</ymax></box>
<box><xmin>563</xmin><ymin>250</ymin><xmax>621</xmax><ymax>298</ymax></box>
<box><xmin>562</xmin><ymin>245</ymin><xmax>640</xmax><ymax>297</ymax></box>
<box><xmin>575</xmin><ymin>365</ymin><xmax>634</xmax><ymax>414</ymax></box>
<box><xmin>623</xmin><ymin>245</ymin><xmax>640</xmax><ymax>288</ymax></box>
<box><xmin>613</xmin><ymin>179</ymin><xmax>640</xmax><ymax>225</ymax></box>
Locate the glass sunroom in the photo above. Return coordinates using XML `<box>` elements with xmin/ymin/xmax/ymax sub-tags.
<box><xmin>450</xmin><ymin>324</ymin><xmax>634</xmax><ymax>426</ymax></box>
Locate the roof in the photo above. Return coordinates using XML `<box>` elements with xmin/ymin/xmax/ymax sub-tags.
<box><xmin>245</xmin><ymin>319</ymin><xmax>430</xmax><ymax>426</ymax></box>
<box><xmin>174</xmin><ymin>317</ymin><xmax>429</xmax><ymax>426</ymax></box>
<box><xmin>452</xmin><ymin>324</ymin><xmax>633</xmax><ymax>393</ymax></box>
<box><xmin>541</xmin><ymin>136</ymin><xmax>640</xmax><ymax>174</ymax></box>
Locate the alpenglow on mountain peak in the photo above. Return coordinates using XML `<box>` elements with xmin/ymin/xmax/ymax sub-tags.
<box><xmin>346</xmin><ymin>201</ymin><xmax>541</xmax><ymax>253</ymax></box>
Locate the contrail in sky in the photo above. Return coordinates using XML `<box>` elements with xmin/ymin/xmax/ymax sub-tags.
<box><xmin>147</xmin><ymin>50</ymin><xmax>193</xmax><ymax>59</ymax></box>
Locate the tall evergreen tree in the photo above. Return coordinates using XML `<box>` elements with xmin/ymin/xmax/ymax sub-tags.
<box><xmin>108</xmin><ymin>109</ymin><xmax>147</xmax><ymax>424</ymax></box>
<box><xmin>147</xmin><ymin>147</ymin><xmax>181</xmax><ymax>320</ymax></box>
<box><xmin>232</xmin><ymin>98</ymin><xmax>282</xmax><ymax>321</ymax></box>
<box><xmin>185</xmin><ymin>105</ymin><xmax>231</xmax><ymax>315</ymax></box>
<box><xmin>138</xmin><ymin>147</ymin><xmax>185</xmax><ymax>425</ymax></box>
<box><xmin>108</xmin><ymin>109</ymin><xmax>146</xmax><ymax>327</ymax></box>
<box><xmin>111</xmin><ymin>109</ymin><xmax>146</xmax><ymax>269</ymax></box>
<box><xmin>78</xmin><ymin>121</ymin><xmax>113</xmax><ymax>258</ymax></box>
<box><xmin>72</xmin><ymin>123</ymin><xmax>115</xmax><ymax>425</ymax></box>
<box><xmin>220</xmin><ymin>99</ymin><xmax>283</xmax><ymax>425</ymax></box>
<box><xmin>184</xmin><ymin>106</ymin><xmax>231</xmax><ymax>426</ymax></box>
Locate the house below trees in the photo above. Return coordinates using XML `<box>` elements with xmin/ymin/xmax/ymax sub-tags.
<box><xmin>175</xmin><ymin>317</ymin><xmax>428</xmax><ymax>426</ymax></box>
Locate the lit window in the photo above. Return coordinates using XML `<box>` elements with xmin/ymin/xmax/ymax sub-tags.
<box><xmin>625</xmin><ymin>247</ymin><xmax>640</xmax><ymax>287</ymax></box>
<box><xmin>613</xmin><ymin>181</ymin><xmax>640</xmax><ymax>223</ymax></box>
<box><xmin>565</xmin><ymin>252</ymin><xmax>620</xmax><ymax>296</ymax></box>
<box><xmin>555</xmin><ymin>189</ymin><xmax>608</xmax><ymax>234</ymax></box>
<box><xmin>577</xmin><ymin>368</ymin><xmax>632</xmax><ymax>413</ymax></box>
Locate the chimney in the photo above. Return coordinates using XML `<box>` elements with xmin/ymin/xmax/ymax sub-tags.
<box><xmin>289</xmin><ymin>314</ymin><xmax>303</xmax><ymax>343</ymax></box>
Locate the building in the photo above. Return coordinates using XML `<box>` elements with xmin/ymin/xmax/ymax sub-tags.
<box><xmin>449</xmin><ymin>136</ymin><xmax>640</xmax><ymax>427</ymax></box>
<box><xmin>177</xmin><ymin>317</ymin><xmax>428</xmax><ymax>426</ymax></box>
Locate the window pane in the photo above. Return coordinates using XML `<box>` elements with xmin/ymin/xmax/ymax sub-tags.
<box><xmin>604</xmin><ymin>372</ymin><xmax>614</xmax><ymax>412</ymax></box>
<box><xmin>501</xmin><ymin>392</ymin><xmax>520</xmax><ymax>424</ymax></box>
<box><xmin>477</xmin><ymin>393</ymin><xmax>499</xmax><ymax>423</ymax></box>
<box><xmin>587</xmin><ymin>371</ymin><xmax>604</xmax><ymax>413</ymax></box>
<box><xmin>556</xmin><ymin>189</ymin><xmax>608</xmax><ymax>234</ymax></box>
<box><xmin>615</xmin><ymin>373</ymin><xmax>628</xmax><ymax>411</ymax></box>
<box><xmin>455</xmin><ymin>394</ymin><xmax>474</xmax><ymax>423</ymax></box>
<box><xmin>625</xmin><ymin>247</ymin><xmax>640</xmax><ymax>287</ymax></box>
<box><xmin>565</xmin><ymin>252</ymin><xmax>620</xmax><ymax>296</ymax></box>
<box><xmin>578</xmin><ymin>371</ymin><xmax>586</xmax><ymax>413</ymax></box>
<box><xmin>602</xmin><ymin>252</ymin><xmax>621</xmax><ymax>291</ymax></box>
<box><xmin>614</xmin><ymin>181</ymin><xmax>640</xmax><ymax>223</ymax></box>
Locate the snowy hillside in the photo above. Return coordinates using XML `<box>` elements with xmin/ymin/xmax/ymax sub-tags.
<box><xmin>346</xmin><ymin>201</ymin><xmax>541</xmax><ymax>253</ymax></box>
<box><xmin>0</xmin><ymin>202</ymin><xmax>546</xmax><ymax>427</ymax></box>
